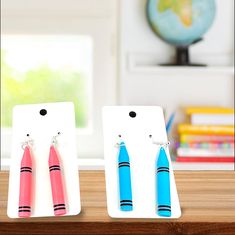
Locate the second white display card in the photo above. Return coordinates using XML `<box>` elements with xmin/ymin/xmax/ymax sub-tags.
<box><xmin>102</xmin><ymin>106</ymin><xmax>181</xmax><ymax>218</ymax></box>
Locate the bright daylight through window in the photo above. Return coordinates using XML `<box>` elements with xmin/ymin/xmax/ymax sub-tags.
<box><xmin>1</xmin><ymin>35</ymin><xmax>92</xmax><ymax>129</ymax></box>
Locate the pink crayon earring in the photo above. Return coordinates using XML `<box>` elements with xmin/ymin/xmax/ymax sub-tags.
<box><xmin>49</xmin><ymin>132</ymin><xmax>66</xmax><ymax>216</ymax></box>
<box><xmin>19</xmin><ymin>134</ymin><xmax>33</xmax><ymax>218</ymax></box>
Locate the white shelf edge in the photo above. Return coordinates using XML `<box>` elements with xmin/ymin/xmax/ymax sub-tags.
<box><xmin>127</xmin><ymin>52</ymin><xmax>234</xmax><ymax>75</ymax></box>
<box><xmin>172</xmin><ymin>161</ymin><xmax>234</xmax><ymax>171</ymax></box>
<box><xmin>129</xmin><ymin>65</ymin><xmax>234</xmax><ymax>75</ymax></box>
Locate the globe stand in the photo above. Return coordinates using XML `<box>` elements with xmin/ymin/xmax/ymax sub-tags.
<box><xmin>160</xmin><ymin>45</ymin><xmax>206</xmax><ymax>67</ymax></box>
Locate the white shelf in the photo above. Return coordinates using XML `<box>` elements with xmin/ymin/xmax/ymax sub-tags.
<box><xmin>172</xmin><ymin>162</ymin><xmax>234</xmax><ymax>171</ymax></box>
<box><xmin>127</xmin><ymin>53</ymin><xmax>234</xmax><ymax>76</ymax></box>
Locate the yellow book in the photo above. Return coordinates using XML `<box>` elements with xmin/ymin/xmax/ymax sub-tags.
<box><xmin>185</xmin><ymin>107</ymin><xmax>234</xmax><ymax>115</ymax></box>
<box><xmin>178</xmin><ymin>124</ymin><xmax>234</xmax><ymax>135</ymax></box>
<box><xmin>180</xmin><ymin>134</ymin><xmax>234</xmax><ymax>143</ymax></box>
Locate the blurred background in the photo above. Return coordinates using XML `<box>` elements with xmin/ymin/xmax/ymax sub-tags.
<box><xmin>1</xmin><ymin>0</ymin><xmax>234</xmax><ymax>170</ymax></box>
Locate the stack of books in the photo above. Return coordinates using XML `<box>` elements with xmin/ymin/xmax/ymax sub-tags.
<box><xmin>176</xmin><ymin>107</ymin><xmax>234</xmax><ymax>163</ymax></box>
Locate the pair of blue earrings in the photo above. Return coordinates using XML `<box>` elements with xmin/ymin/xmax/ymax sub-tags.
<box><xmin>117</xmin><ymin>135</ymin><xmax>171</xmax><ymax>217</ymax></box>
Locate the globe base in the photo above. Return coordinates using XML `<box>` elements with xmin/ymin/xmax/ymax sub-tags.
<box><xmin>160</xmin><ymin>46</ymin><xmax>206</xmax><ymax>67</ymax></box>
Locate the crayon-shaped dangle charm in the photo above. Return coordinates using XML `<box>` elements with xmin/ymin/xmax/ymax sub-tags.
<box><xmin>156</xmin><ymin>147</ymin><xmax>171</xmax><ymax>217</ymax></box>
<box><xmin>18</xmin><ymin>146</ymin><xmax>32</xmax><ymax>217</ymax></box>
<box><xmin>118</xmin><ymin>141</ymin><xmax>133</xmax><ymax>211</ymax></box>
<box><xmin>49</xmin><ymin>144</ymin><xmax>66</xmax><ymax>216</ymax></box>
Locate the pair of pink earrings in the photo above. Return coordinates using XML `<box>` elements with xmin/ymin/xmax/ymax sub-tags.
<box><xmin>18</xmin><ymin>132</ymin><xmax>66</xmax><ymax>218</ymax></box>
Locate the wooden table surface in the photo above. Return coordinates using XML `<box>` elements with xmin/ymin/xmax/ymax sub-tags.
<box><xmin>0</xmin><ymin>171</ymin><xmax>235</xmax><ymax>235</ymax></box>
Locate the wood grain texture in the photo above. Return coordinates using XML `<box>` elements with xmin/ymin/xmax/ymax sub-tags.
<box><xmin>0</xmin><ymin>171</ymin><xmax>235</xmax><ymax>235</ymax></box>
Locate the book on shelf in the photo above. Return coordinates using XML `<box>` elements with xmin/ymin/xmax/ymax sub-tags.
<box><xmin>185</xmin><ymin>107</ymin><xmax>234</xmax><ymax>115</ymax></box>
<box><xmin>177</xmin><ymin>147</ymin><xmax>234</xmax><ymax>157</ymax></box>
<box><xmin>186</xmin><ymin>107</ymin><xmax>234</xmax><ymax>125</ymax></box>
<box><xmin>191</xmin><ymin>114</ymin><xmax>234</xmax><ymax>125</ymax></box>
<box><xmin>176</xmin><ymin>106</ymin><xmax>235</xmax><ymax>163</ymax></box>
<box><xmin>180</xmin><ymin>134</ymin><xmax>234</xmax><ymax>143</ymax></box>
<box><xmin>178</xmin><ymin>124</ymin><xmax>234</xmax><ymax>135</ymax></box>
<box><xmin>179</xmin><ymin>142</ymin><xmax>234</xmax><ymax>149</ymax></box>
<box><xmin>176</xmin><ymin>156</ymin><xmax>234</xmax><ymax>163</ymax></box>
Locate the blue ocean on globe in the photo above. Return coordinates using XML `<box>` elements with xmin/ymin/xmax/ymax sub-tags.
<box><xmin>147</xmin><ymin>0</ymin><xmax>216</xmax><ymax>46</ymax></box>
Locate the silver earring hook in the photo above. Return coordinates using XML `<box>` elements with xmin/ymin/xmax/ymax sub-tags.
<box><xmin>52</xmin><ymin>132</ymin><xmax>61</xmax><ymax>146</ymax></box>
<box><xmin>149</xmin><ymin>135</ymin><xmax>170</xmax><ymax>148</ymax></box>
<box><xmin>115</xmin><ymin>134</ymin><xmax>125</xmax><ymax>148</ymax></box>
<box><xmin>21</xmin><ymin>134</ymin><xmax>34</xmax><ymax>150</ymax></box>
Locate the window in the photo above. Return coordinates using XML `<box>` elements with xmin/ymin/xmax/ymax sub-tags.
<box><xmin>1</xmin><ymin>35</ymin><xmax>92</xmax><ymax>129</ymax></box>
<box><xmin>1</xmin><ymin>0</ymin><xmax>118</xmax><ymax>162</ymax></box>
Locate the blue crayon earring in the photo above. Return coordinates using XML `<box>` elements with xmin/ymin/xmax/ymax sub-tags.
<box><xmin>150</xmin><ymin>135</ymin><xmax>171</xmax><ymax>217</ymax></box>
<box><xmin>116</xmin><ymin>135</ymin><xmax>133</xmax><ymax>211</ymax></box>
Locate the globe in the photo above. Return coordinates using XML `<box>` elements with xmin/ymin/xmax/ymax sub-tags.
<box><xmin>146</xmin><ymin>0</ymin><xmax>216</xmax><ymax>65</ymax></box>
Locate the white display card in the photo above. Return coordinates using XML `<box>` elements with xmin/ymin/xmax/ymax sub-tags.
<box><xmin>7</xmin><ymin>102</ymin><xmax>81</xmax><ymax>218</ymax></box>
<box><xmin>102</xmin><ymin>106</ymin><xmax>181</xmax><ymax>218</ymax></box>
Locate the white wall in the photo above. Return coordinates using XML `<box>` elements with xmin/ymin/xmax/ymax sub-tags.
<box><xmin>119</xmin><ymin>0</ymin><xmax>234</xmax><ymax>125</ymax></box>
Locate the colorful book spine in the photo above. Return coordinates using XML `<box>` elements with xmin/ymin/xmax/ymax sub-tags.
<box><xmin>177</xmin><ymin>148</ymin><xmax>234</xmax><ymax>157</ymax></box>
<box><xmin>180</xmin><ymin>134</ymin><xmax>234</xmax><ymax>143</ymax></box>
<box><xmin>180</xmin><ymin>142</ymin><xmax>234</xmax><ymax>150</ymax></box>
<box><xmin>178</xmin><ymin>124</ymin><xmax>234</xmax><ymax>135</ymax></box>
<box><xmin>185</xmin><ymin>107</ymin><xmax>234</xmax><ymax>115</ymax></box>
<box><xmin>191</xmin><ymin>114</ymin><xmax>234</xmax><ymax>126</ymax></box>
<box><xmin>176</xmin><ymin>157</ymin><xmax>235</xmax><ymax>163</ymax></box>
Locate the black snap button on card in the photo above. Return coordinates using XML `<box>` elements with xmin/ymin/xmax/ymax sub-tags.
<box><xmin>129</xmin><ymin>111</ymin><xmax>136</xmax><ymax>118</ymax></box>
<box><xmin>39</xmin><ymin>109</ymin><xmax>47</xmax><ymax>116</ymax></box>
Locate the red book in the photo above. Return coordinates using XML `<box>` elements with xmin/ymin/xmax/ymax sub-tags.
<box><xmin>176</xmin><ymin>156</ymin><xmax>235</xmax><ymax>163</ymax></box>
